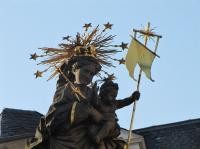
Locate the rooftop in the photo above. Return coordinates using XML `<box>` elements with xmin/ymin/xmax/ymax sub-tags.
<box><xmin>134</xmin><ymin>118</ymin><xmax>200</xmax><ymax>149</ymax></box>
<box><xmin>0</xmin><ymin>108</ymin><xmax>43</xmax><ymax>143</ymax></box>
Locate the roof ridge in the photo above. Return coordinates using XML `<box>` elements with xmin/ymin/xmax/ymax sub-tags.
<box><xmin>134</xmin><ymin>118</ymin><xmax>200</xmax><ymax>133</ymax></box>
<box><xmin>1</xmin><ymin>108</ymin><xmax>42</xmax><ymax>115</ymax></box>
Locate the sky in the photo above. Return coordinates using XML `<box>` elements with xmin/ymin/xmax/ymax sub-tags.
<box><xmin>0</xmin><ymin>0</ymin><xmax>200</xmax><ymax>130</ymax></box>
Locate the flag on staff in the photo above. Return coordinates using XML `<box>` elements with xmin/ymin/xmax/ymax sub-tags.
<box><xmin>125</xmin><ymin>37</ymin><xmax>159</xmax><ymax>81</ymax></box>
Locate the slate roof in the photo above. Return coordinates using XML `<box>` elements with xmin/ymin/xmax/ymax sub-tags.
<box><xmin>134</xmin><ymin>118</ymin><xmax>200</xmax><ymax>149</ymax></box>
<box><xmin>0</xmin><ymin>108</ymin><xmax>43</xmax><ymax>143</ymax></box>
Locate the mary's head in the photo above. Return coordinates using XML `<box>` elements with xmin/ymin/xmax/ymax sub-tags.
<box><xmin>57</xmin><ymin>56</ymin><xmax>101</xmax><ymax>87</ymax></box>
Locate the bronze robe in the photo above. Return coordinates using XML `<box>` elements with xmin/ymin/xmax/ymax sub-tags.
<box><xmin>28</xmin><ymin>84</ymin><xmax>125</xmax><ymax>149</ymax></box>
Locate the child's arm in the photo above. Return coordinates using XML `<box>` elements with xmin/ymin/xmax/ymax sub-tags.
<box><xmin>115</xmin><ymin>91</ymin><xmax>140</xmax><ymax>109</ymax></box>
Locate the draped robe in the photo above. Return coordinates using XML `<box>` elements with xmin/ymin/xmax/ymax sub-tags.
<box><xmin>28</xmin><ymin>83</ymin><xmax>125</xmax><ymax>149</ymax></box>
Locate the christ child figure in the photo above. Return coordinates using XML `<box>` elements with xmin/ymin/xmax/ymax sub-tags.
<box><xmin>90</xmin><ymin>79</ymin><xmax>140</xmax><ymax>145</ymax></box>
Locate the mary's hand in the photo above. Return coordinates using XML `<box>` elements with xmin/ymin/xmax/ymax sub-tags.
<box><xmin>91</xmin><ymin>82</ymin><xmax>99</xmax><ymax>106</ymax></box>
<box><xmin>92</xmin><ymin>82</ymin><xmax>99</xmax><ymax>97</ymax></box>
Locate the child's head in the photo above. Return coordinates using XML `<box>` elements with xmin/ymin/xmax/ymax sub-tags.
<box><xmin>99</xmin><ymin>80</ymin><xmax>119</xmax><ymax>103</ymax></box>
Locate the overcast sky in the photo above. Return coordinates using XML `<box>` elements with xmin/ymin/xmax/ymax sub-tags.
<box><xmin>1</xmin><ymin>0</ymin><xmax>200</xmax><ymax>129</ymax></box>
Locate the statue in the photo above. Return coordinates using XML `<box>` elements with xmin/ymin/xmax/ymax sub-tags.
<box><xmin>28</xmin><ymin>24</ymin><xmax>140</xmax><ymax>149</ymax></box>
<box><xmin>89</xmin><ymin>79</ymin><xmax>140</xmax><ymax>147</ymax></box>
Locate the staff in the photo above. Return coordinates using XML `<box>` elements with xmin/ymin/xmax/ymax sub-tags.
<box><xmin>125</xmin><ymin>22</ymin><xmax>162</xmax><ymax>149</ymax></box>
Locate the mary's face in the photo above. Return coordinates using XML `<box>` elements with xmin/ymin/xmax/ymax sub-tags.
<box><xmin>73</xmin><ymin>64</ymin><xmax>97</xmax><ymax>85</ymax></box>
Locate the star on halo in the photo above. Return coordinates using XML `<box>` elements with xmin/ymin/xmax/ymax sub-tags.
<box><xmin>118</xmin><ymin>58</ymin><xmax>125</xmax><ymax>64</ymax></box>
<box><xmin>103</xmin><ymin>22</ymin><xmax>113</xmax><ymax>32</ymax></box>
<box><xmin>34</xmin><ymin>70</ymin><xmax>43</xmax><ymax>78</ymax></box>
<box><xmin>30</xmin><ymin>53</ymin><xmax>39</xmax><ymax>60</ymax></box>
<box><xmin>119</xmin><ymin>42</ymin><xmax>128</xmax><ymax>50</ymax></box>
<box><xmin>83</xmin><ymin>23</ymin><xmax>92</xmax><ymax>31</ymax></box>
<box><xmin>62</xmin><ymin>35</ymin><xmax>71</xmax><ymax>41</ymax></box>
